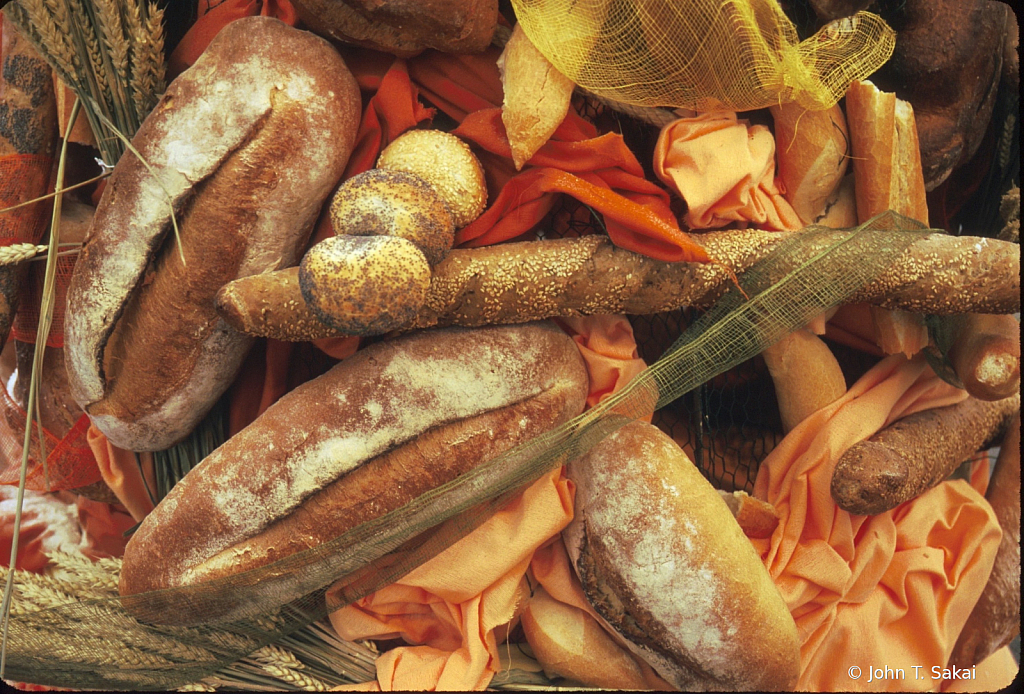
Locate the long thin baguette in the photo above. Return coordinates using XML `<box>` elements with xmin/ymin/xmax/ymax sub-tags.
<box><xmin>948</xmin><ymin>414</ymin><xmax>1020</xmax><ymax>668</ymax></box>
<box><xmin>830</xmin><ymin>394</ymin><xmax>1020</xmax><ymax>516</ymax></box>
<box><xmin>216</xmin><ymin>231</ymin><xmax>1020</xmax><ymax>341</ymax></box>
<box><xmin>761</xmin><ymin>329</ymin><xmax>847</xmax><ymax>433</ymax></box>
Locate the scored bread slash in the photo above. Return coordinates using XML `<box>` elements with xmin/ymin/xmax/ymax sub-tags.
<box><xmin>64</xmin><ymin>17</ymin><xmax>361</xmax><ymax>451</ymax></box>
<box><xmin>118</xmin><ymin>322</ymin><xmax>588</xmax><ymax>626</ymax></box>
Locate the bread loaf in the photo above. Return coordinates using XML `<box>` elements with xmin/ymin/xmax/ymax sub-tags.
<box><xmin>216</xmin><ymin>230</ymin><xmax>1022</xmax><ymax>342</ymax></box>
<box><xmin>948</xmin><ymin>414</ymin><xmax>1020</xmax><ymax>668</ymax></box>
<box><xmin>761</xmin><ymin>328</ymin><xmax>847</xmax><ymax>433</ymax></box>
<box><xmin>947</xmin><ymin>313</ymin><xmax>1021</xmax><ymax>401</ymax></box>
<box><xmin>831</xmin><ymin>393</ymin><xmax>1020</xmax><ymax>515</ymax></box>
<box><xmin>64</xmin><ymin>17</ymin><xmax>360</xmax><ymax>451</ymax></box>
<box><xmin>119</xmin><ymin>322</ymin><xmax>588</xmax><ymax>625</ymax></box>
<box><xmin>291</xmin><ymin>0</ymin><xmax>498</xmax><ymax>57</ymax></box>
<box><xmin>563</xmin><ymin>420</ymin><xmax>800</xmax><ymax>691</ymax></box>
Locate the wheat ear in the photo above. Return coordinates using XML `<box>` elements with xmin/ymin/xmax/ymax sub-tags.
<box><xmin>0</xmin><ymin>244</ymin><xmax>48</xmax><ymax>266</ymax></box>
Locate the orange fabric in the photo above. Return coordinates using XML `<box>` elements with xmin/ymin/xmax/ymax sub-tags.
<box><xmin>453</xmin><ymin>109</ymin><xmax>709</xmax><ymax>262</ymax></box>
<box><xmin>86</xmin><ymin>425</ymin><xmax>155</xmax><ymax>523</ymax></box>
<box><xmin>327</xmin><ymin>316</ymin><xmax>649</xmax><ymax>691</ymax></box>
<box><xmin>340</xmin><ymin>57</ymin><xmax>435</xmax><ymax>181</ymax></box>
<box><xmin>0</xmin><ymin>390</ymin><xmax>102</xmax><ymax>492</ymax></box>
<box><xmin>654</xmin><ymin>112</ymin><xmax>803</xmax><ymax>231</ymax></box>
<box><xmin>168</xmin><ymin>0</ymin><xmax>297</xmax><ymax>78</ymax></box>
<box><xmin>751</xmin><ymin>354</ymin><xmax>1003</xmax><ymax>691</ymax></box>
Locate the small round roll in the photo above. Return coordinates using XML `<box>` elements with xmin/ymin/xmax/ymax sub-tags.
<box><xmin>299</xmin><ymin>235</ymin><xmax>430</xmax><ymax>335</ymax></box>
<box><xmin>330</xmin><ymin>169</ymin><xmax>455</xmax><ymax>267</ymax></box>
<box><xmin>377</xmin><ymin>130</ymin><xmax>487</xmax><ymax>228</ymax></box>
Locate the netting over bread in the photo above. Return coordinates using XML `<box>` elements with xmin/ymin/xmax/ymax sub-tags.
<box><xmin>511</xmin><ymin>0</ymin><xmax>896</xmax><ymax>111</ymax></box>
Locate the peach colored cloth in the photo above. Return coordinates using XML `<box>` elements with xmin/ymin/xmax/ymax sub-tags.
<box><xmin>751</xmin><ymin>354</ymin><xmax>1004</xmax><ymax>691</ymax></box>
<box><xmin>86</xmin><ymin>425</ymin><xmax>155</xmax><ymax>523</ymax></box>
<box><xmin>654</xmin><ymin>112</ymin><xmax>803</xmax><ymax>231</ymax></box>
<box><xmin>327</xmin><ymin>315</ymin><xmax>649</xmax><ymax>691</ymax></box>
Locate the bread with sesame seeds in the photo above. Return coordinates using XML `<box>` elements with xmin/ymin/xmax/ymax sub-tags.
<box><xmin>64</xmin><ymin>17</ymin><xmax>360</xmax><ymax>451</ymax></box>
<box><xmin>563</xmin><ymin>420</ymin><xmax>800</xmax><ymax>691</ymax></box>
<box><xmin>118</xmin><ymin>321</ymin><xmax>588</xmax><ymax>626</ymax></box>
<box><xmin>300</xmin><ymin>234</ymin><xmax>431</xmax><ymax>335</ymax></box>
<box><xmin>215</xmin><ymin>230</ymin><xmax>1021</xmax><ymax>342</ymax></box>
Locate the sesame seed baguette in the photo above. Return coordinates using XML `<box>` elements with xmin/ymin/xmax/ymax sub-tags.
<box><xmin>830</xmin><ymin>392</ymin><xmax>1020</xmax><ymax>516</ymax></box>
<box><xmin>216</xmin><ymin>230</ymin><xmax>1020</xmax><ymax>342</ymax></box>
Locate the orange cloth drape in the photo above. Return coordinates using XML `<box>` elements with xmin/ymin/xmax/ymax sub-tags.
<box><xmin>654</xmin><ymin>112</ymin><xmax>803</xmax><ymax>231</ymax></box>
<box><xmin>327</xmin><ymin>315</ymin><xmax>653</xmax><ymax>691</ymax></box>
<box><xmin>751</xmin><ymin>354</ymin><xmax>1005</xmax><ymax>691</ymax></box>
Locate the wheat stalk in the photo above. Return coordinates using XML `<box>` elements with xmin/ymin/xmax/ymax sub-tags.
<box><xmin>0</xmin><ymin>244</ymin><xmax>48</xmax><ymax>266</ymax></box>
<box><xmin>130</xmin><ymin>2</ymin><xmax>165</xmax><ymax>114</ymax></box>
<box><xmin>18</xmin><ymin>0</ymin><xmax>79</xmax><ymax>84</ymax></box>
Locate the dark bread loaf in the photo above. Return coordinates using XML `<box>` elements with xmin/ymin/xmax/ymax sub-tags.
<box><xmin>119</xmin><ymin>322</ymin><xmax>588</xmax><ymax>625</ymax></box>
<box><xmin>563</xmin><ymin>420</ymin><xmax>800</xmax><ymax>691</ymax></box>
<box><xmin>291</xmin><ymin>0</ymin><xmax>498</xmax><ymax>57</ymax></box>
<box><xmin>64</xmin><ymin>17</ymin><xmax>360</xmax><ymax>451</ymax></box>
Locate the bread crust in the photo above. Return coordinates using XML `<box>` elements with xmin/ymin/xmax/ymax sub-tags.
<box><xmin>64</xmin><ymin>17</ymin><xmax>360</xmax><ymax>451</ymax></box>
<box><xmin>119</xmin><ymin>322</ymin><xmax>588</xmax><ymax>624</ymax></box>
<box><xmin>563</xmin><ymin>421</ymin><xmax>800</xmax><ymax>691</ymax></box>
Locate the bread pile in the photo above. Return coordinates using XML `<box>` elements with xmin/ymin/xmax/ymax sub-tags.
<box><xmin>4</xmin><ymin>2</ymin><xmax>1018</xmax><ymax>692</ymax></box>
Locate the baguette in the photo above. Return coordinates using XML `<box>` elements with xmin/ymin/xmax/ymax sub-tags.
<box><xmin>64</xmin><ymin>18</ymin><xmax>360</xmax><ymax>451</ymax></box>
<box><xmin>769</xmin><ymin>102</ymin><xmax>849</xmax><ymax>225</ymax></box>
<box><xmin>716</xmin><ymin>490</ymin><xmax>780</xmax><ymax>539</ymax></box>
<box><xmin>216</xmin><ymin>231</ymin><xmax>1021</xmax><ymax>341</ymax></box>
<box><xmin>761</xmin><ymin>329</ymin><xmax>847</xmax><ymax>433</ymax></box>
<box><xmin>119</xmin><ymin>322</ymin><xmax>588</xmax><ymax>625</ymax></box>
<box><xmin>0</xmin><ymin>17</ymin><xmax>57</xmax><ymax>350</ymax></box>
<box><xmin>947</xmin><ymin>314</ymin><xmax>1020</xmax><ymax>401</ymax></box>
<box><xmin>563</xmin><ymin>420</ymin><xmax>800</xmax><ymax>691</ymax></box>
<box><xmin>831</xmin><ymin>394</ymin><xmax>1020</xmax><ymax>516</ymax></box>
<box><xmin>499</xmin><ymin>24</ymin><xmax>575</xmax><ymax>170</ymax></box>
<box><xmin>948</xmin><ymin>414</ymin><xmax>1020</xmax><ymax>668</ymax></box>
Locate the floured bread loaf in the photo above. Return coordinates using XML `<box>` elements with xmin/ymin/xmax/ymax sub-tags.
<box><xmin>64</xmin><ymin>17</ymin><xmax>360</xmax><ymax>451</ymax></box>
<box><xmin>119</xmin><ymin>321</ymin><xmax>588</xmax><ymax>625</ymax></box>
<box><xmin>563</xmin><ymin>420</ymin><xmax>800</xmax><ymax>691</ymax></box>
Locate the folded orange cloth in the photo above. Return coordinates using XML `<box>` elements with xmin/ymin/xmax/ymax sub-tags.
<box><xmin>327</xmin><ymin>315</ymin><xmax>651</xmax><ymax>691</ymax></box>
<box><xmin>654</xmin><ymin>112</ymin><xmax>803</xmax><ymax>231</ymax></box>
<box><xmin>86</xmin><ymin>425</ymin><xmax>154</xmax><ymax>523</ymax></box>
<box><xmin>453</xmin><ymin>109</ymin><xmax>708</xmax><ymax>262</ymax></box>
<box><xmin>751</xmin><ymin>354</ymin><xmax>1003</xmax><ymax>691</ymax></box>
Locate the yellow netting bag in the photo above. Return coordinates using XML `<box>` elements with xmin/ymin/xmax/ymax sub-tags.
<box><xmin>510</xmin><ymin>0</ymin><xmax>896</xmax><ymax>112</ymax></box>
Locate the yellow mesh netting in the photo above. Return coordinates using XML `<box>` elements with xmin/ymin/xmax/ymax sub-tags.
<box><xmin>510</xmin><ymin>0</ymin><xmax>896</xmax><ymax>111</ymax></box>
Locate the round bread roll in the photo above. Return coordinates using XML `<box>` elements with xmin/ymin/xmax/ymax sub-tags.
<box><xmin>299</xmin><ymin>235</ymin><xmax>430</xmax><ymax>335</ymax></box>
<box><xmin>330</xmin><ymin>169</ymin><xmax>455</xmax><ymax>266</ymax></box>
<box><xmin>563</xmin><ymin>420</ymin><xmax>800</xmax><ymax>691</ymax></box>
<box><xmin>377</xmin><ymin>130</ymin><xmax>487</xmax><ymax>228</ymax></box>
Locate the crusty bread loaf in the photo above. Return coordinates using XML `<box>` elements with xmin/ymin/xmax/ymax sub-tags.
<box><xmin>769</xmin><ymin>102</ymin><xmax>849</xmax><ymax>225</ymax></box>
<box><xmin>64</xmin><ymin>17</ymin><xmax>360</xmax><ymax>451</ymax></box>
<box><xmin>831</xmin><ymin>393</ymin><xmax>1020</xmax><ymax>516</ymax></box>
<box><xmin>291</xmin><ymin>0</ymin><xmax>498</xmax><ymax>57</ymax></box>
<box><xmin>948</xmin><ymin>414</ymin><xmax>1020</xmax><ymax>668</ymax></box>
<box><xmin>845</xmin><ymin>79</ymin><xmax>929</xmax><ymax>225</ymax></box>
<box><xmin>947</xmin><ymin>313</ymin><xmax>1021</xmax><ymax>401</ymax></box>
<box><xmin>762</xmin><ymin>328</ymin><xmax>847</xmax><ymax>433</ymax></box>
<box><xmin>499</xmin><ymin>24</ymin><xmax>575</xmax><ymax>170</ymax></box>
<box><xmin>119</xmin><ymin>322</ymin><xmax>588</xmax><ymax>625</ymax></box>
<box><xmin>563</xmin><ymin>420</ymin><xmax>800</xmax><ymax>691</ymax></box>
